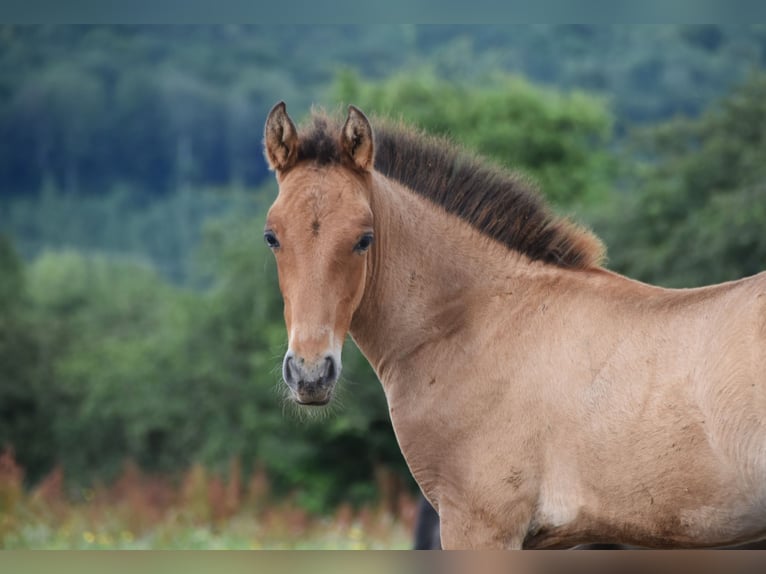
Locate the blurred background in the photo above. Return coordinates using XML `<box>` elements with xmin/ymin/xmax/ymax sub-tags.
<box><xmin>1</xmin><ymin>25</ymin><xmax>766</xmax><ymax>549</ymax></box>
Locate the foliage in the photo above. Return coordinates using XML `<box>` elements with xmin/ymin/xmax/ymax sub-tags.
<box><xmin>0</xmin><ymin>238</ymin><xmax>48</xmax><ymax>482</ymax></box>
<box><xmin>414</xmin><ymin>25</ymin><xmax>766</xmax><ymax>126</ymax></box>
<box><xmin>3</xmin><ymin>185</ymin><xmax>261</xmax><ymax>284</ymax></box>
<box><xmin>0</xmin><ymin>449</ymin><xmax>416</xmax><ymax>549</ymax></box>
<box><xmin>596</xmin><ymin>73</ymin><xmax>766</xmax><ymax>287</ymax></box>
<box><xmin>25</xmin><ymin>250</ymin><xmax>200</xmax><ymax>483</ymax></box>
<box><xmin>2</xmin><ymin>25</ymin><xmax>766</xmax><ymax>197</ymax></box>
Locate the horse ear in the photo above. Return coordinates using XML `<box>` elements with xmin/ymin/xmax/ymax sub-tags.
<box><xmin>264</xmin><ymin>101</ymin><xmax>298</xmax><ymax>172</ymax></box>
<box><xmin>340</xmin><ymin>105</ymin><xmax>374</xmax><ymax>172</ymax></box>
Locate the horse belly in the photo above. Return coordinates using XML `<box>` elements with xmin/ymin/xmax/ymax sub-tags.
<box><xmin>526</xmin><ymin>404</ymin><xmax>766</xmax><ymax>548</ymax></box>
<box><xmin>525</xmin><ymin>472</ymin><xmax>766</xmax><ymax>549</ymax></box>
<box><xmin>524</xmin><ymin>454</ymin><xmax>766</xmax><ymax>548</ymax></box>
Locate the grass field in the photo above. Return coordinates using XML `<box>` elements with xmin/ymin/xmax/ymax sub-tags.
<box><xmin>0</xmin><ymin>450</ymin><xmax>416</xmax><ymax>549</ymax></box>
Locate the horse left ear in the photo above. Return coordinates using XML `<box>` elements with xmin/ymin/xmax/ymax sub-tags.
<box><xmin>340</xmin><ymin>105</ymin><xmax>374</xmax><ymax>172</ymax></box>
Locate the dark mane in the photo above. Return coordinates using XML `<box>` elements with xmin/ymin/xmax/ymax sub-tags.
<box><xmin>296</xmin><ymin>111</ymin><xmax>605</xmax><ymax>270</ymax></box>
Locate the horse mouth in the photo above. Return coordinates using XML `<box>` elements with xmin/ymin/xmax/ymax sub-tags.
<box><xmin>295</xmin><ymin>397</ymin><xmax>331</xmax><ymax>407</ymax></box>
<box><xmin>288</xmin><ymin>383</ymin><xmax>334</xmax><ymax>406</ymax></box>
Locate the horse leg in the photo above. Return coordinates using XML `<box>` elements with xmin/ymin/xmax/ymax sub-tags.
<box><xmin>438</xmin><ymin>498</ymin><xmax>534</xmax><ymax>549</ymax></box>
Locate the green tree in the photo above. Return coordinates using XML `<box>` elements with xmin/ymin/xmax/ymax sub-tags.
<box><xmin>0</xmin><ymin>236</ymin><xmax>49</xmax><ymax>482</ymax></box>
<box><xmin>25</xmin><ymin>250</ymin><xmax>195</xmax><ymax>482</ymax></box>
<box><xmin>7</xmin><ymin>63</ymin><xmax>108</xmax><ymax>192</ymax></box>
<box><xmin>598</xmin><ymin>73</ymin><xmax>766</xmax><ymax>287</ymax></box>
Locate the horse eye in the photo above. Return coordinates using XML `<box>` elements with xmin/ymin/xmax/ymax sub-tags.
<box><xmin>354</xmin><ymin>234</ymin><xmax>374</xmax><ymax>253</ymax></box>
<box><xmin>263</xmin><ymin>231</ymin><xmax>280</xmax><ymax>249</ymax></box>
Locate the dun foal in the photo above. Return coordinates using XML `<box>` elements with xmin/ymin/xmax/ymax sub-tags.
<box><xmin>262</xmin><ymin>102</ymin><xmax>766</xmax><ymax>549</ymax></box>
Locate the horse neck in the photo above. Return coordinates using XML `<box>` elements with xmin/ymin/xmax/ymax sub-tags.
<box><xmin>349</xmin><ymin>172</ymin><xmax>523</xmax><ymax>379</ymax></box>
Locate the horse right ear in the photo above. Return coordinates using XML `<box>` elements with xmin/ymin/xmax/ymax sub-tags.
<box><xmin>341</xmin><ymin>105</ymin><xmax>374</xmax><ymax>172</ymax></box>
<box><xmin>264</xmin><ymin>101</ymin><xmax>298</xmax><ymax>172</ymax></box>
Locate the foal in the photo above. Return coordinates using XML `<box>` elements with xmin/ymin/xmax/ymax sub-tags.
<box><xmin>263</xmin><ymin>102</ymin><xmax>766</xmax><ymax>549</ymax></box>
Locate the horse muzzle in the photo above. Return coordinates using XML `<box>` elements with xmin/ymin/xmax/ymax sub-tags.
<box><xmin>282</xmin><ymin>350</ymin><xmax>340</xmax><ymax>405</ymax></box>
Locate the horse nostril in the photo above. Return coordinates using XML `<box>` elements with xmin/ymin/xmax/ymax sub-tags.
<box><xmin>283</xmin><ymin>352</ymin><xmax>297</xmax><ymax>386</ymax></box>
<box><xmin>323</xmin><ymin>356</ymin><xmax>336</xmax><ymax>383</ymax></box>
